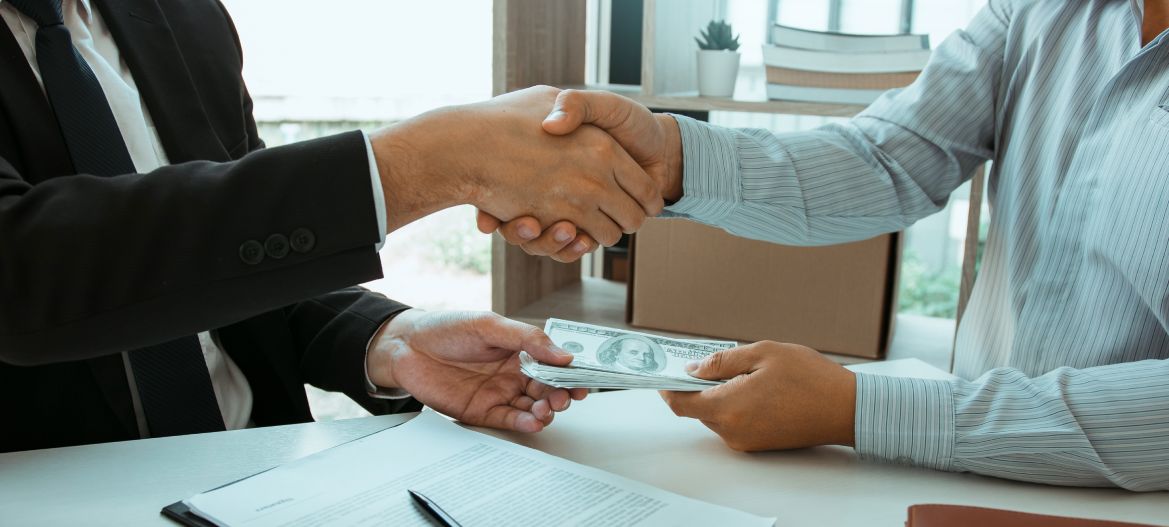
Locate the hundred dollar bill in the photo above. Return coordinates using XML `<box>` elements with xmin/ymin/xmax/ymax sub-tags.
<box><xmin>520</xmin><ymin>319</ymin><xmax>737</xmax><ymax>391</ymax></box>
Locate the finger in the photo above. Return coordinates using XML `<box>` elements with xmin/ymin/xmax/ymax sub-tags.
<box><xmin>522</xmin><ymin>381</ymin><xmax>571</xmax><ymax>412</ymax></box>
<box><xmin>552</xmin><ymin>234</ymin><xmax>597</xmax><ymax>263</ymax></box>
<box><xmin>686</xmin><ymin>346</ymin><xmax>761</xmax><ymax>381</ymax></box>
<box><xmin>599</xmin><ymin>186</ymin><xmax>646</xmax><ymax>236</ymax></box>
<box><xmin>511</xmin><ymin>395</ymin><xmax>536</xmax><ymax>412</ymax></box>
<box><xmin>483</xmin><ymin>406</ymin><xmax>544</xmax><ymax>433</ymax></box>
<box><xmin>569</xmin><ymin>388</ymin><xmax>589</xmax><ymax>401</ymax></box>
<box><xmin>522</xmin><ymin>377</ymin><xmax>559</xmax><ymax>401</ymax></box>
<box><xmin>615</xmin><ymin>168</ymin><xmax>665</xmax><ymax>217</ymax></box>
<box><xmin>476</xmin><ymin>315</ymin><xmax>574</xmax><ymax>365</ymax></box>
<box><xmin>599</xmin><ymin>152</ymin><xmax>653</xmax><ymax>232</ymax></box>
<box><xmin>530</xmin><ymin>398</ymin><xmax>553</xmax><ymax>422</ymax></box>
<box><xmin>521</xmin><ymin>383</ymin><xmax>561</xmax><ymax>425</ymax></box>
<box><xmin>610</xmin><ymin>146</ymin><xmax>664</xmax><ymax>217</ymax></box>
<box><xmin>518</xmin><ymin>221</ymin><xmax>578</xmax><ymax>256</ymax></box>
<box><xmin>659</xmin><ymin>389</ymin><xmax>721</xmax><ymax>421</ymax></box>
<box><xmin>476</xmin><ymin>210</ymin><xmax>503</xmax><ymax>235</ymax></box>
<box><xmin>544</xmin><ymin>389</ymin><xmax>571</xmax><ymax>412</ymax></box>
<box><xmin>582</xmin><ymin>209</ymin><xmax>624</xmax><ymax>247</ymax></box>
<box><xmin>497</xmin><ymin>216</ymin><xmax>543</xmax><ymax>244</ymax></box>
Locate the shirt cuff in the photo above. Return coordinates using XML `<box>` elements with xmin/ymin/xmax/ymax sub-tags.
<box><xmin>854</xmin><ymin>373</ymin><xmax>956</xmax><ymax>471</ymax></box>
<box><xmin>661</xmin><ymin>114</ymin><xmax>742</xmax><ymax>225</ymax></box>
<box><xmin>364</xmin><ymin>317</ymin><xmax>411</xmax><ymax>400</ymax></box>
<box><xmin>362</xmin><ymin>131</ymin><xmax>388</xmax><ymax>252</ymax></box>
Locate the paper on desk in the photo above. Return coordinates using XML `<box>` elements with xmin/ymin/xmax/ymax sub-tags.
<box><xmin>183</xmin><ymin>412</ymin><xmax>775</xmax><ymax>527</ymax></box>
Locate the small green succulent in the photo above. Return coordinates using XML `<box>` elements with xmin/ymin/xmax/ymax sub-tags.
<box><xmin>695</xmin><ymin>20</ymin><xmax>740</xmax><ymax>51</ymax></box>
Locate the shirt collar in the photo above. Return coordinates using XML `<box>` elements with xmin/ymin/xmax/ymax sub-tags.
<box><xmin>77</xmin><ymin>0</ymin><xmax>93</xmax><ymax>20</ymax></box>
<box><xmin>0</xmin><ymin>0</ymin><xmax>95</xmax><ymax>19</ymax></box>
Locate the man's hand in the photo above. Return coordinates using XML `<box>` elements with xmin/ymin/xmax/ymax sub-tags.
<box><xmin>366</xmin><ymin>309</ymin><xmax>588</xmax><ymax>433</ymax></box>
<box><xmin>477</xmin><ymin>89</ymin><xmax>685</xmax><ymax>262</ymax></box>
<box><xmin>370</xmin><ymin>86</ymin><xmax>664</xmax><ymax>248</ymax></box>
<box><xmin>659</xmin><ymin>341</ymin><xmax>857</xmax><ymax>452</ymax></box>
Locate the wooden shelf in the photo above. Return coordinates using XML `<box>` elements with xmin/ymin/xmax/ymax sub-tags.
<box><xmin>567</xmin><ymin>84</ymin><xmax>865</xmax><ymax>117</ymax></box>
<box><xmin>510</xmin><ymin>277</ymin><xmax>675</xmax><ymax>336</ymax></box>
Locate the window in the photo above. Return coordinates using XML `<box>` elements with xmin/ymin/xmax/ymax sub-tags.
<box><xmin>221</xmin><ymin>0</ymin><xmax>496</xmax><ymax>419</ymax></box>
<box><xmin>722</xmin><ymin>0</ymin><xmax>989</xmax><ymax>319</ymax></box>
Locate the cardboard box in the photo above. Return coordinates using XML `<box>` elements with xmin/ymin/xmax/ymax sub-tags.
<box><xmin>629</xmin><ymin>219</ymin><xmax>900</xmax><ymax>358</ymax></box>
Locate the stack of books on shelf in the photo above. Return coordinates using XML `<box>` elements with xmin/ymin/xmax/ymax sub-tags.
<box><xmin>763</xmin><ymin>24</ymin><xmax>931</xmax><ymax>105</ymax></box>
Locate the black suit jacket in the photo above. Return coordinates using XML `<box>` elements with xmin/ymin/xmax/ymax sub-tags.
<box><xmin>0</xmin><ymin>0</ymin><xmax>419</xmax><ymax>453</ymax></box>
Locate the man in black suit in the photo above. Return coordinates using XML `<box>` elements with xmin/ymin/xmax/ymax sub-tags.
<box><xmin>0</xmin><ymin>0</ymin><xmax>662</xmax><ymax>452</ymax></box>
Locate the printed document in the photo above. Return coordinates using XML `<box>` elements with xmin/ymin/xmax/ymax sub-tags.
<box><xmin>182</xmin><ymin>412</ymin><xmax>775</xmax><ymax>526</ymax></box>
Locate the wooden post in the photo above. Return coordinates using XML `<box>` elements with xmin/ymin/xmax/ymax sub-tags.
<box><xmin>491</xmin><ymin>0</ymin><xmax>588</xmax><ymax>316</ymax></box>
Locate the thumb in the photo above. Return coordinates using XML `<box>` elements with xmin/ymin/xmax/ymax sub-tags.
<box><xmin>685</xmin><ymin>346</ymin><xmax>757</xmax><ymax>381</ymax></box>
<box><xmin>480</xmin><ymin>315</ymin><xmax>574</xmax><ymax>366</ymax></box>
<box><xmin>476</xmin><ymin>209</ymin><xmax>502</xmax><ymax>234</ymax></box>
<box><xmin>541</xmin><ymin>90</ymin><xmax>589</xmax><ymax>136</ymax></box>
<box><xmin>542</xmin><ymin>89</ymin><xmax>639</xmax><ymax>138</ymax></box>
<box><xmin>520</xmin><ymin>327</ymin><xmax>574</xmax><ymax>366</ymax></box>
<box><xmin>542</xmin><ymin>90</ymin><xmax>663</xmax><ymax>169</ymax></box>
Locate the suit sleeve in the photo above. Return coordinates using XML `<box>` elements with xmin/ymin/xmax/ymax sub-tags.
<box><xmin>282</xmin><ymin>287</ymin><xmax>422</xmax><ymax>415</ymax></box>
<box><xmin>0</xmin><ymin>131</ymin><xmax>386</xmax><ymax>366</ymax></box>
<box><xmin>214</xmin><ymin>2</ymin><xmax>405</xmax><ymax>413</ymax></box>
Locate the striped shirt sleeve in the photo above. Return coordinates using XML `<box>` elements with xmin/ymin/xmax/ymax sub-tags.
<box><xmin>855</xmin><ymin>360</ymin><xmax>1169</xmax><ymax>491</ymax></box>
<box><xmin>663</xmin><ymin>1</ymin><xmax>1008</xmax><ymax>246</ymax></box>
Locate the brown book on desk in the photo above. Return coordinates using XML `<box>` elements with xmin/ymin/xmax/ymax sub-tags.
<box><xmin>907</xmin><ymin>504</ymin><xmax>1165</xmax><ymax>527</ymax></box>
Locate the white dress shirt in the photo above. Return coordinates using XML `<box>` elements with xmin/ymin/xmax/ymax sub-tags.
<box><xmin>0</xmin><ymin>0</ymin><xmax>392</xmax><ymax>433</ymax></box>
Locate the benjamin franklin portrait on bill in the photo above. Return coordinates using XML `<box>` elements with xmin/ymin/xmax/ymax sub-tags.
<box><xmin>597</xmin><ymin>335</ymin><xmax>667</xmax><ymax>374</ymax></box>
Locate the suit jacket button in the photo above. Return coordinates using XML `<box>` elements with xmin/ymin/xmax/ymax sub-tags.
<box><xmin>265</xmin><ymin>234</ymin><xmax>290</xmax><ymax>259</ymax></box>
<box><xmin>239</xmin><ymin>240</ymin><xmax>264</xmax><ymax>265</ymax></box>
<box><xmin>290</xmin><ymin>228</ymin><xmax>316</xmax><ymax>253</ymax></box>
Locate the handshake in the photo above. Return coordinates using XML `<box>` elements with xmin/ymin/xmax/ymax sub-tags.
<box><xmin>368</xmin><ymin>85</ymin><xmax>684</xmax><ymax>259</ymax></box>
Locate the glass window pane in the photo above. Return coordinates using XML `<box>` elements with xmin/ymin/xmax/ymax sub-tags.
<box><xmin>776</xmin><ymin>0</ymin><xmax>831</xmax><ymax>30</ymax></box>
<box><xmin>220</xmin><ymin>0</ymin><xmax>495</xmax><ymax>421</ymax></box>
<box><xmin>913</xmin><ymin>0</ymin><xmax>988</xmax><ymax>46</ymax></box>
<box><xmin>839</xmin><ymin>0</ymin><xmax>902</xmax><ymax>34</ymax></box>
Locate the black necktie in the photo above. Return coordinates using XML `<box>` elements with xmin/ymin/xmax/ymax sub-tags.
<box><xmin>8</xmin><ymin>0</ymin><xmax>226</xmax><ymax>436</ymax></box>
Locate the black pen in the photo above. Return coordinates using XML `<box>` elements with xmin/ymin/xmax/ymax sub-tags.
<box><xmin>408</xmin><ymin>489</ymin><xmax>463</xmax><ymax>527</ymax></box>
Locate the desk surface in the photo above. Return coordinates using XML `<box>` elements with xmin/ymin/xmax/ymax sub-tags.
<box><xmin>1</xmin><ymin>360</ymin><xmax>1165</xmax><ymax>527</ymax></box>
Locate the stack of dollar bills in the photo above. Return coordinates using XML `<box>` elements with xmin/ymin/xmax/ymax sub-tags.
<box><xmin>520</xmin><ymin>319</ymin><xmax>738</xmax><ymax>391</ymax></box>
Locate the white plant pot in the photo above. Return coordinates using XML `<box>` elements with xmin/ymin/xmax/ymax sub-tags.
<box><xmin>696</xmin><ymin>50</ymin><xmax>740</xmax><ymax>97</ymax></box>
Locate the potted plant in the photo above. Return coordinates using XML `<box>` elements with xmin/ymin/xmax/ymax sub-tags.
<box><xmin>695</xmin><ymin>20</ymin><xmax>741</xmax><ymax>97</ymax></box>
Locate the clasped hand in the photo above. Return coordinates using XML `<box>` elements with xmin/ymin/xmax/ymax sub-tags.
<box><xmin>474</xmin><ymin>88</ymin><xmax>684</xmax><ymax>261</ymax></box>
<box><xmin>372</xmin><ymin>86</ymin><xmax>673</xmax><ymax>249</ymax></box>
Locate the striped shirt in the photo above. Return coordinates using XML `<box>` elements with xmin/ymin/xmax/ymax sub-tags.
<box><xmin>664</xmin><ymin>0</ymin><xmax>1169</xmax><ymax>491</ymax></box>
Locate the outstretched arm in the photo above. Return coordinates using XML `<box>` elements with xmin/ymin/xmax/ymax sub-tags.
<box><xmin>665</xmin><ymin>343</ymin><xmax>1169</xmax><ymax>491</ymax></box>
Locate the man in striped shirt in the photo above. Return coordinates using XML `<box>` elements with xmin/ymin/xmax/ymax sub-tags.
<box><xmin>486</xmin><ymin>0</ymin><xmax>1169</xmax><ymax>491</ymax></box>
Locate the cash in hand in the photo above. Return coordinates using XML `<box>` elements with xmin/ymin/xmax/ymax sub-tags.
<box><xmin>520</xmin><ymin>319</ymin><xmax>737</xmax><ymax>391</ymax></box>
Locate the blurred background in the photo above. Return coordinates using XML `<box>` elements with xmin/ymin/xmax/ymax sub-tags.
<box><xmin>219</xmin><ymin>0</ymin><xmax>989</xmax><ymax>419</ymax></box>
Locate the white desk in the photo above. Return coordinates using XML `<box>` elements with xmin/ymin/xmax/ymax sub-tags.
<box><xmin>1</xmin><ymin>360</ymin><xmax>1165</xmax><ymax>527</ymax></box>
